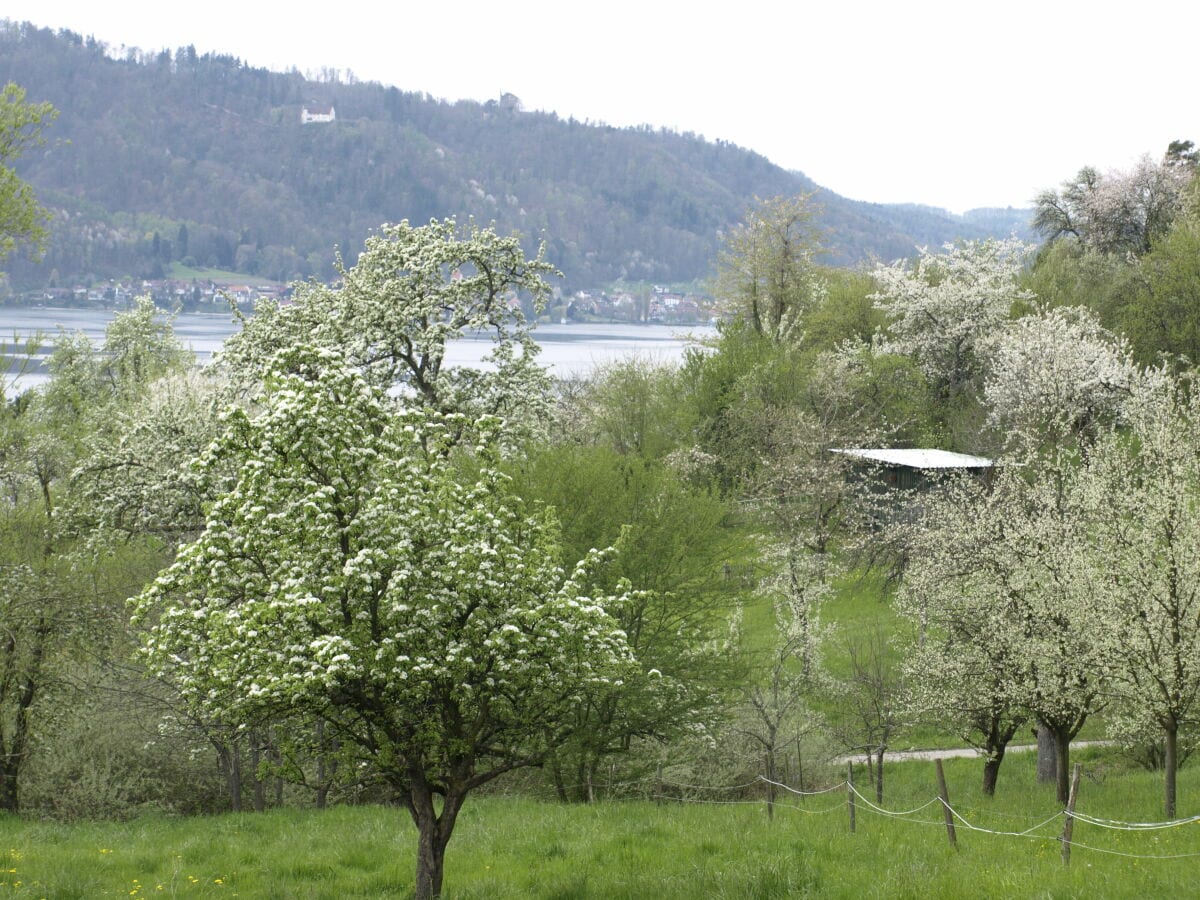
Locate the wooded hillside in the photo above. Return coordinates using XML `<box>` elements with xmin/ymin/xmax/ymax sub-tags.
<box><xmin>0</xmin><ymin>20</ymin><xmax>1030</xmax><ymax>292</ymax></box>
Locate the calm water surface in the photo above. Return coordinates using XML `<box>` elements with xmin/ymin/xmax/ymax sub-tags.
<box><xmin>1</xmin><ymin>308</ymin><xmax>712</xmax><ymax>390</ymax></box>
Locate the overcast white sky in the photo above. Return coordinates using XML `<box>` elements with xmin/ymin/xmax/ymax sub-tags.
<box><xmin>3</xmin><ymin>1</ymin><xmax>1193</xmax><ymax>213</ymax></box>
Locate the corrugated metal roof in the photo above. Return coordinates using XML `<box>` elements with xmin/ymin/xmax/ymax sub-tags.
<box><xmin>831</xmin><ymin>448</ymin><xmax>993</xmax><ymax>469</ymax></box>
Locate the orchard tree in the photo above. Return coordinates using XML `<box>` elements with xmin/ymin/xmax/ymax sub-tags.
<box><xmin>899</xmin><ymin>468</ymin><xmax>1103</xmax><ymax>800</ymax></box>
<box><xmin>979</xmin><ymin>305</ymin><xmax>1146</xmax><ymax>456</ymax></box>
<box><xmin>828</xmin><ymin>626</ymin><xmax>904</xmax><ymax>805</ymax></box>
<box><xmin>736</xmin><ymin>565</ymin><xmax>830</xmax><ymax>818</ymax></box>
<box><xmin>219</xmin><ymin>218</ymin><xmax>558</xmax><ymax>445</ymax></box>
<box><xmin>871</xmin><ymin>238</ymin><xmax>1033</xmax><ymax>406</ymax></box>
<box><xmin>1085</xmin><ymin>380</ymin><xmax>1200</xmax><ymax>818</ymax></box>
<box><xmin>1033</xmin><ymin>151</ymin><xmax>1194</xmax><ymax>256</ymax></box>
<box><xmin>74</xmin><ymin>368</ymin><xmax>227</xmax><ymax>543</ymax></box>
<box><xmin>133</xmin><ymin>347</ymin><xmax>639</xmax><ymax>899</ymax></box>
<box><xmin>98</xmin><ymin>295</ymin><xmax>191</xmax><ymax>398</ymax></box>
<box><xmin>898</xmin><ymin>475</ymin><xmax>1030</xmax><ymax>796</ymax></box>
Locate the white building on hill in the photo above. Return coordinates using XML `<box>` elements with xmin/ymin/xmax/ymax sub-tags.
<box><xmin>301</xmin><ymin>106</ymin><xmax>336</xmax><ymax>124</ymax></box>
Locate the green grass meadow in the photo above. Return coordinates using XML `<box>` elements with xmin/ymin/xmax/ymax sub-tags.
<box><xmin>3</xmin><ymin>748</ymin><xmax>1198</xmax><ymax>899</ymax></box>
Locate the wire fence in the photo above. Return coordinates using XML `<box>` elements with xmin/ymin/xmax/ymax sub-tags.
<box><xmin>570</xmin><ymin>762</ymin><xmax>1200</xmax><ymax>864</ymax></box>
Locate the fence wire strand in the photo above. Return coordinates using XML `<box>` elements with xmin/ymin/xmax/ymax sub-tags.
<box><xmin>847</xmin><ymin>783</ymin><xmax>944</xmax><ymax>818</ymax></box>
<box><xmin>945</xmin><ymin>802</ymin><xmax>1065</xmax><ymax>838</ymax></box>
<box><xmin>1069</xmin><ymin>811</ymin><xmax>1200</xmax><ymax>831</ymax></box>
<box><xmin>759</xmin><ymin>776</ymin><xmax>850</xmax><ymax>797</ymax></box>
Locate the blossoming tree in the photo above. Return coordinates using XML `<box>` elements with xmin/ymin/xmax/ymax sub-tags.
<box><xmin>132</xmin><ymin>347</ymin><xmax>638</xmax><ymax>899</ymax></box>
<box><xmin>979</xmin><ymin>304</ymin><xmax>1146</xmax><ymax>456</ymax></box>
<box><xmin>219</xmin><ymin>218</ymin><xmax>558</xmax><ymax>446</ymax></box>
<box><xmin>899</xmin><ymin>467</ymin><xmax>1104</xmax><ymax>800</ymax></box>
<box><xmin>871</xmin><ymin>238</ymin><xmax>1033</xmax><ymax>404</ymax></box>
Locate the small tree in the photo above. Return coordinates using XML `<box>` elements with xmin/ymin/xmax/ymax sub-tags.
<box><xmin>0</xmin><ymin>82</ymin><xmax>57</xmax><ymax>263</ymax></box>
<box><xmin>510</xmin><ymin>442</ymin><xmax>742</xmax><ymax>802</ymax></box>
<box><xmin>829</xmin><ymin>626</ymin><xmax>903</xmax><ymax>805</ymax></box>
<box><xmin>133</xmin><ymin>347</ymin><xmax>638</xmax><ymax>899</ymax></box>
<box><xmin>713</xmin><ymin>194</ymin><xmax>826</xmax><ymax>342</ymax></box>
<box><xmin>737</xmin><ymin>567</ymin><xmax>829</xmax><ymax>817</ymax></box>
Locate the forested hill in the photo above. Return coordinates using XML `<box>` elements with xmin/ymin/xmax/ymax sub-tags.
<box><xmin>0</xmin><ymin>21</ymin><xmax>1032</xmax><ymax>292</ymax></box>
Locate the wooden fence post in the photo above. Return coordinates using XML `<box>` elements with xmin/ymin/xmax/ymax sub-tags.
<box><xmin>935</xmin><ymin>758</ymin><xmax>957</xmax><ymax>849</ymax></box>
<box><xmin>847</xmin><ymin>762</ymin><xmax>856</xmax><ymax>833</ymax></box>
<box><xmin>1060</xmin><ymin>762</ymin><xmax>1082</xmax><ymax>866</ymax></box>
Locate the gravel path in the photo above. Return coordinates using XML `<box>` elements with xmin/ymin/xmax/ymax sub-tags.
<box><xmin>835</xmin><ymin>740</ymin><xmax>1113</xmax><ymax>764</ymax></box>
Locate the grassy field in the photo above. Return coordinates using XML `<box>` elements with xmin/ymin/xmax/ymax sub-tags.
<box><xmin>2</xmin><ymin>749</ymin><xmax>1196</xmax><ymax>898</ymax></box>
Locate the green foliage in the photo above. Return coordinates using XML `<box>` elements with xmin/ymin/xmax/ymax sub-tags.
<box><xmin>18</xmin><ymin>667</ymin><xmax>228</xmax><ymax>821</ymax></box>
<box><xmin>1122</xmin><ymin>214</ymin><xmax>1200</xmax><ymax>367</ymax></box>
<box><xmin>563</xmin><ymin>358</ymin><xmax>698</xmax><ymax>461</ymax></box>
<box><xmin>801</xmin><ymin>268</ymin><xmax>884</xmax><ymax>351</ymax></box>
<box><xmin>1022</xmin><ymin>239</ymin><xmax>1139</xmax><ymax>325</ymax></box>
<box><xmin>509</xmin><ymin>443</ymin><xmax>747</xmax><ymax>796</ymax></box>
<box><xmin>0</xmin><ymin>82</ymin><xmax>56</xmax><ymax>264</ymax></box>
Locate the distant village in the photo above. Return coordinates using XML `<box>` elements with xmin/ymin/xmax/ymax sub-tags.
<box><xmin>10</xmin><ymin>278</ymin><xmax>291</xmax><ymax>312</ymax></box>
<box><xmin>8</xmin><ymin>279</ymin><xmax>719</xmax><ymax>325</ymax></box>
<box><xmin>563</xmin><ymin>286</ymin><xmax>718</xmax><ymax>325</ymax></box>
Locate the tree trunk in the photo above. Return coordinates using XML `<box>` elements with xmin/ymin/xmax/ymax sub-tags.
<box><xmin>315</xmin><ymin>719</ymin><xmax>337</xmax><ymax>809</ymax></box>
<box><xmin>1053</xmin><ymin>729</ymin><xmax>1072</xmax><ymax>805</ymax></box>
<box><xmin>795</xmin><ymin>738</ymin><xmax>805</xmax><ymax>795</ymax></box>
<box><xmin>1165</xmin><ymin>723</ymin><xmax>1178</xmax><ymax>820</ymax></box>
<box><xmin>981</xmin><ymin>746</ymin><xmax>1005</xmax><ymax>796</ymax></box>
<box><xmin>251</xmin><ymin>739</ymin><xmax>265</xmax><ymax>813</ymax></box>
<box><xmin>1036</xmin><ymin>723</ymin><xmax>1057</xmax><ymax>785</ymax></box>
<box><xmin>549</xmin><ymin>756</ymin><xmax>568</xmax><ymax>803</ymax></box>
<box><xmin>765</xmin><ymin>750</ymin><xmax>775</xmax><ymax>821</ymax></box>
<box><xmin>408</xmin><ymin>771</ymin><xmax>465</xmax><ymax>900</ymax></box>
<box><xmin>216</xmin><ymin>740</ymin><xmax>242</xmax><ymax>812</ymax></box>
<box><xmin>414</xmin><ymin>820</ymin><xmax>448</xmax><ymax>900</ymax></box>
<box><xmin>0</xmin><ymin>630</ymin><xmax>46</xmax><ymax>814</ymax></box>
<box><xmin>874</xmin><ymin>746</ymin><xmax>885</xmax><ymax>805</ymax></box>
<box><xmin>0</xmin><ymin>759</ymin><xmax>18</xmax><ymax>812</ymax></box>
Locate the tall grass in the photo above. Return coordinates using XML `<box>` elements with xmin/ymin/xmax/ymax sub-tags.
<box><xmin>2</xmin><ymin>750</ymin><xmax>1196</xmax><ymax>898</ymax></box>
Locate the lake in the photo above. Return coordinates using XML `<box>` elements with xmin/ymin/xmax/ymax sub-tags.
<box><xmin>0</xmin><ymin>308</ymin><xmax>714</xmax><ymax>390</ymax></box>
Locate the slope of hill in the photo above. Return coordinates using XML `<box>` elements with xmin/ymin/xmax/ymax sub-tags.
<box><xmin>0</xmin><ymin>21</ymin><xmax>1031</xmax><ymax>293</ymax></box>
